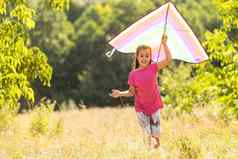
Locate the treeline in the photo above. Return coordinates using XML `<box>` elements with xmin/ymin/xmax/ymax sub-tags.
<box><xmin>30</xmin><ymin>0</ymin><xmax>219</xmax><ymax>107</ymax></box>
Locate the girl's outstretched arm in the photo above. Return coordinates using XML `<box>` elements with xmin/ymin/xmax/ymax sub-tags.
<box><xmin>157</xmin><ymin>35</ymin><xmax>172</xmax><ymax>70</ymax></box>
<box><xmin>110</xmin><ymin>86</ymin><xmax>135</xmax><ymax>98</ymax></box>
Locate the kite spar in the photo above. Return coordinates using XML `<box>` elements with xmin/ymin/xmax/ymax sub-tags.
<box><xmin>156</xmin><ymin>2</ymin><xmax>170</xmax><ymax>63</ymax></box>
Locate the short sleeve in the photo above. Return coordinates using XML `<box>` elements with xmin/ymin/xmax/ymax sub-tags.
<box><xmin>150</xmin><ymin>63</ymin><xmax>158</xmax><ymax>73</ymax></box>
<box><xmin>128</xmin><ymin>71</ymin><xmax>134</xmax><ymax>86</ymax></box>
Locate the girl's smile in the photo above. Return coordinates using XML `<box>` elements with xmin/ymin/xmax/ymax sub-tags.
<box><xmin>137</xmin><ymin>49</ymin><xmax>151</xmax><ymax>68</ymax></box>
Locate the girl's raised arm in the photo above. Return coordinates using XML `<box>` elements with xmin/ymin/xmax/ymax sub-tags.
<box><xmin>157</xmin><ymin>35</ymin><xmax>172</xmax><ymax>70</ymax></box>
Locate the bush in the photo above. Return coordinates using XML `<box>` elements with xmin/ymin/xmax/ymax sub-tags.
<box><xmin>30</xmin><ymin>98</ymin><xmax>55</xmax><ymax>136</ymax></box>
<box><xmin>160</xmin><ymin>62</ymin><xmax>195</xmax><ymax>114</ymax></box>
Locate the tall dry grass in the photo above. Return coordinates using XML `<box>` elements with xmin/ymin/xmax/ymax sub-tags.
<box><xmin>0</xmin><ymin>106</ymin><xmax>238</xmax><ymax>159</ymax></box>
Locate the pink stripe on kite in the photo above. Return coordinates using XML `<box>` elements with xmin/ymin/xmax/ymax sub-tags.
<box><xmin>116</xmin><ymin>23</ymin><xmax>164</xmax><ymax>50</ymax></box>
<box><xmin>110</xmin><ymin>4</ymin><xmax>168</xmax><ymax>47</ymax></box>
<box><xmin>167</xmin><ymin>20</ymin><xmax>198</xmax><ymax>61</ymax></box>
<box><xmin>168</xmin><ymin>6</ymin><xmax>206</xmax><ymax>61</ymax></box>
<box><xmin>110</xmin><ymin>17</ymin><xmax>165</xmax><ymax>49</ymax></box>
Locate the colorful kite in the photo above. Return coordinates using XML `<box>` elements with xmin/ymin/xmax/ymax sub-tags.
<box><xmin>106</xmin><ymin>2</ymin><xmax>208</xmax><ymax>63</ymax></box>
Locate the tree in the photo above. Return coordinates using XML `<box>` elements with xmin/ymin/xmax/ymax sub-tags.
<box><xmin>196</xmin><ymin>0</ymin><xmax>238</xmax><ymax>118</ymax></box>
<box><xmin>51</xmin><ymin>0</ymin><xmax>220</xmax><ymax>107</ymax></box>
<box><xmin>27</xmin><ymin>0</ymin><xmax>75</xmax><ymax>107</ymax></box>
<box><xmin>58</xmin><ymin>0</ymin><xmax>155</xmax><ymax>106</ymax></box>
<box><xmin>0</xmin><ymin>0</ymin><xmax>69</xmax><ymax>111</ymax></box>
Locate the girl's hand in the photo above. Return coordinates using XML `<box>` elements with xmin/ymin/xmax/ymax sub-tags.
<box><xmin>109</xmin><ymin>89</ymin><xmax>121</xmax><ymax>98</ymax></box>
<box><xmin>162</xmin><ymin>34</ymin><xmax>168</xmax><ymax>44</ymax></box>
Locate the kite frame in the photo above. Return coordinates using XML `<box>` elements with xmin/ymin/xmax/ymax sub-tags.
<box><xmin>106</xmin><ymin>0</ymin><xmax>208</xmax><ymax>64</ymax></box>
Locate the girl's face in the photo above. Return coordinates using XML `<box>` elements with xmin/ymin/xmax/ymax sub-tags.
<box><xmin>137</xmin><ymin>48</ymin><xmax>151</xmax><ymax>68</ymax></box>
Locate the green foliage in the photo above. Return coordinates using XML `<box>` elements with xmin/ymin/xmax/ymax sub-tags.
<box><xmin>55</xmin><ymin>0</ymin><xmax>219</xmax><ymax>107</ymax></box>
<box><xmin>1</xmin><ymin>0</ymin><xmax>223</xmax><ymax>109</ymax></box>
<box><xmin>50</xmin><ymin>0</ymin><xmax>69</xmax><ymax>11</ymax></box>
<box><xmin>62</xmin><ymin>0</ymin><xmax>201</xmax><ymax>106</ymax></box>
<box><xmin>10</xmin><ymin>4</ymin><xmax>35</xmax><ymax>29</ymax></box>
<box><xmin>161</xmin><ymin>0</ymin><xmax>238</xmax><ymax>119</ymax></box>
<box><xmin>0</xmin><ymin>0</ymin><xmax>7</xmax><ymax>15</ymax></box>
<box><xmin>25</xmin><ymin>0</ymin><xmax>75</xmax><ymax>106</ymax></box>
<box><xmin>161</xmin><ymin>63</ymin><xmax>195</xmax><ymax>113</ymax></box>
<box><xmin>0</xmin><ymin>0</ymin><xmax>53</xmax><ymax>110</ymax></box>
<box><xmin>29</xmin><ymin>0</ymin><xmax>75</xmax><ymax>64</ymax></box>
<box><xmin>195</xmin><ymin>0</ymin><xmax>238</xmax><ymax>119</ymax></box>
<box><xmin>58</xmin><ymin>0</ymin><xmax>156</xmax><ymax>105</ymax></box>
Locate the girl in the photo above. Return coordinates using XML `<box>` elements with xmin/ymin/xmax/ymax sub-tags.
<box><xmin>110</xmin><ymin>35</ymin><xmax>172</xmax><ymax>148</ymax></box>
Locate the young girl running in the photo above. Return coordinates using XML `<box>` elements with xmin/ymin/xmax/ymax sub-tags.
<box><xmin>110</xmin><ymin>35</ymin><xmax>172</xmax><ymax>148</ymax></box>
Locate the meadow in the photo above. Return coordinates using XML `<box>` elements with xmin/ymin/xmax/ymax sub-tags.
<box><xmin>1</xmin><ymin>0</ymin><xmax>238</xmax><ymax>158</ymax></box>
<box><xmin>0</xmin><ymin>106</ymin><xmax>238</xmax><ymax>159</ymax></box>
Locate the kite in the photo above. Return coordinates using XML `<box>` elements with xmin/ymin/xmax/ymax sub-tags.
<box><xmin>106</xmin><ymin>2</ymin><xmax>208</xmax><ymax>63</ymax></box>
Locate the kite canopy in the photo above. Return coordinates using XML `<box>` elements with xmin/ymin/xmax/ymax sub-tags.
<box><xmin>108</xmin><ymin>2</ymin><xmax>208</xmax><ymax>63</ymax></box>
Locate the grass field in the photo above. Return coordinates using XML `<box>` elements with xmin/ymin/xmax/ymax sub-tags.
<box><xmin>0</xmin><ymin>106</ymin><xmax>238</xmax><ymax>159</ymax></box>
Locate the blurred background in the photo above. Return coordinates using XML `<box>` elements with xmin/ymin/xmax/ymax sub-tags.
<box><xmin>1</xmin><ymin>0</ymin><xmax>238</xmax><ymax>118</ymax></box>
<box><xmin>28</xmin><ymin>0</ymin><xmax>218</xmax><ymax>106</ymax></box>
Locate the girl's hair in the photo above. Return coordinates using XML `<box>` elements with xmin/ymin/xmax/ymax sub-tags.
<box><xmin>133</xmin><ymin>45</ymin><xmax>152</xmax><ymax>69</ymax></box>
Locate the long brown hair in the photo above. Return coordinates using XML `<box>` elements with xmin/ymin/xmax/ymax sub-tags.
<box><xmin>133</xmin><ymin>45</ymin><xmax>152</xmax><ymax>69</ymax></box>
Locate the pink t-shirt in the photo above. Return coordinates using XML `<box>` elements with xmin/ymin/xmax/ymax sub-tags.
<box><xmin>128</xmin><ymin>63</ymin><xmax>163</xmax><ymax>115</ymax></box>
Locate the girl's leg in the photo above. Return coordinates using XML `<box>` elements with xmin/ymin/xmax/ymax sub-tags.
<box><xmin>136</xmin><ymin>112</ymin><xmax>152</xmax><ymax>147</ymax></box>
<box><xmin>151</xmin><ymin>109</ymin><xmax>161</xmax><ymax>148</ymax></box>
